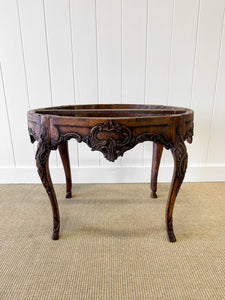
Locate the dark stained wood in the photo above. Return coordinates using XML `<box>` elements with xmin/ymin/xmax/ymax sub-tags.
<box><xmin>35</xmin><ymin>117</ymin><xmax>60</xmax><ymax>240</ymax></box>
<box><xmin>166</xmin><ymin>141</ymin><xmax>188</xmax><ymax>242</ymax></box>
<box><xmin>58</xmin><ymin>141</ymin><xmax>72</xmax><ymax>198</ymax></box>
<box><xmin>150</xmin><ymin>143</ymin><xmax>163</xmax><ymax>198</ymax></box>
<box><xmin>27</xmin><ymin>104</ymin><xmax>194</xmax><ymax>242</ymax></box>
<box><xmin>36</xmin><ymin>108</ymin><xmax>186</xmax><ymax>115</ymax></box>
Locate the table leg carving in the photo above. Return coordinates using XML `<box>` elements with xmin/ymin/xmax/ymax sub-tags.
<box><xmin>151</xmin><ymin>142</ymin><xmax>163</xmax><ymax>198</ymax></box>
<box><xmin>166</xmin><ymin>141</ymin><xmax>187</xmax><ymax>242</ymax></box>
<box><xmin>58</xmin><ymin>141</ymin><xmax>72</xmax><ymax>198</ymax></box>
<box><xmin>36</xmin><ymin>140</ymin><xmax>60</xmax><ymax>240</ymax></box>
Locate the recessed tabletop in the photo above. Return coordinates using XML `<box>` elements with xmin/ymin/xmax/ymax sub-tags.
<box><xmin>30</xmin><ymin>104</ymin><xmax>192</xmax><ymax>119</ymax></box>
<box><xmin>27</xmin><ymin>103</ymin><xmax>194</xmax><ymax>242</ymax></box>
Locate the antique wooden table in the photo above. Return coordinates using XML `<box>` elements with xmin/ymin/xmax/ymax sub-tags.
<box><xmin>27</xmin><ymin>104</ymin><xmax>194</xmax><ymax>242</ymax></box>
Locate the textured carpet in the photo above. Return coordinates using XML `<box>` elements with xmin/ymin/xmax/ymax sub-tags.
<box><xmin>0</xmin><ymin>183</ymin><xmax>225</xmax><ymax>299</ymax></box>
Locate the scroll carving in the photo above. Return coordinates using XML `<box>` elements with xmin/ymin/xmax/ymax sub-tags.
<box><xmin>54</xmin><ymin>120</ymin><xmax>172</xmax><ymax>162</ymax></box>
<box><xmin>28</xmin><ymin>120</ymin><xmax>40</xmax><ymax>143</ymax></box>
<box><xmin>172</xmin><ymin>142</ymin><xmax>187</xmax><ymax>180</ymax></box>
<box><xmin>176</xmin><ymin>120</ymin><xmax>194</xmax><ymax>144</ymax></box>
<box><xmin>35</xmin><ymin>125</ymin><xmax>60</xmax><ymax>239</ymax></box>
<box><xmin>35</xmin><ymin>127</ymin><xmax>50</xmax><ymax>187</ymax></box>
<box><xmin>171</xmin><ymin>142</ymin><xmax>188</xmax><ymax>195</ymax></box>
<box><xmin>57</xmin><ymin>132</ymin><xmax>83</xmax><ymax>144</ymax></box>
<box><xmin>28</xmin><ymin>127</ymin><xmax>37</xmax><ymax>143</ymax></box>
<box><xmin>136</xmin><ymin>132</ymin><xmax>172</xmax><ymax>149</ymax></box>
<box><xmin>84</xmin><ymin>120</ymin><xmax>132</xmax><ymax>162</ymax></box>
<box><xmin>27</xmin><ymin>104</ymin><xmax>194</xmax><ymax>242</ymax></box>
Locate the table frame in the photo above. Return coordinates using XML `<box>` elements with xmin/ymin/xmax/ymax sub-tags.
<box><xmin>28</xmin><ymin>105</ymin><xmax>194</xmax><ymax>242</ymax></box>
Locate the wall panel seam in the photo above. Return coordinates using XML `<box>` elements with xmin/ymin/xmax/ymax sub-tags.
<box><xmin>68</xmin><ymin>0</ymin><xmax>79</xmax><ymax>167</ymax></box>
<box><xmin>121</xmin><ymin>0</ymin><xmax>123</xmax><ymax>167</ymax></box>
<box><xmin>42</xmin><ymin>0</ymin><xmax>58</xmax><ymax>167</ymax></box>
<box><xmin>121</xmin><ymin>0</ymin><xmax>123</xmax><ymax>104</ymax></box>
<box><xmin>16</xmin><ymin>0</ymin><xmax>30</xmax><ymax>110</ymax></box>
<box><xmin>142</xmin><ymin>0</ymin><xmax>149</xmax><ymax>167</ymax></box>
<box><xmin>206</xmin><ymin>5</ymin><xmax>225</xmax><ymax>165</ymax></box>
<box><xmin>42</xmin><ymin>0</ymin><xmax>53</xmax><ymax>107</ymax></box>
<box><xmin>144</xmin><ymin>0</ymin><xmax>149</xmax><ymax>105</ymax></box>
<box><xmin>189</xmin><ymin>0</ymin><xmax>201</xmax><ymax>108</ymax></box>
<box><xmin>68</xmin><ymin>0</ymin><xmax>76</xmax><ymax>106</ymax></box>
<box><xmin>16</xmin><ymin>0</ymin><xmax>37</xmax><ymax>160</ymax></box>
<box><xmin>167</xmin><ymin>0</ymin><xmax>175</xmax><ymax>105</ymax></box>
<box><xmin>95</xmin><ymin>0</ymin><xmax>100</xmax><ymax>105</ymax></box>
<box><xmin>0</xmin><ymin>63</ymin><xmax>16</xmax><ymax>167</ymax></box>
<box><xmin>95</xmin><ymin>0</ymin><xmax>100</xmax><ymax>168</ymax></box>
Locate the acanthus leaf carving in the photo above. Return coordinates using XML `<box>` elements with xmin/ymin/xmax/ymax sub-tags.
<box><xmin>87</xmin><ymin>120</ymin><xmax>133</xmax><ymax>162</ymax></box>
<box><xmin>171</xmin><ymin>142</ymin><xmax>188</xmax><ymax>195</ymax></box>
<box><xmin>135</xmin><ymin>132</ymin><xmax>173</xmax><ymax>149</ymax></box>
<box><xmin>54</xmin><ymin>120</ymin><xmax>173</xmax><ymax>162</ymax></box>
<box><xmin>28</xmin><ymin>127</ymin><xmax>37</xmax><ymax>143</ymax></box>
<box><xmin>57</xmin><ymin>132</ymin><xmax>83</xmax><ymax>144</ymax></box>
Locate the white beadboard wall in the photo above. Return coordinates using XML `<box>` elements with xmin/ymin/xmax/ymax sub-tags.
<box><xmin>0</xmin><ymin>0</ymin><xmax>225</xmax><ymax>184</ymax></box>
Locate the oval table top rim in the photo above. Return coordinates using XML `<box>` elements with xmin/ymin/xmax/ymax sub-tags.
<box><xmin>28</xmin><ymin>104</ymin><xmax>193</xmax><ymax>120</ymax></box>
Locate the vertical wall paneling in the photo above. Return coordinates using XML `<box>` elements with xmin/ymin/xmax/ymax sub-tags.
<box><xmin>207</xmin><ymin>9</ymin><xmax>225</xmax><ymax>165</ymax></box>
<box><xmin>166</xmin><ymin>0</ymin><xmax>200</xmax><ymax>167</ymax></box>
<box><xmin>145</xmin><ymin>0</ymin><xmax>174</xmax><ymax>104</ymax></box>
<box><xmin>70</xmin><ymin>0</ymin><xmax>98</xmax><ymax>103</ymax></box>
<box><xmin>122</xmin><ymin>0</ymin><xmax>147</xmax><ymax>102</ymax></box>
<box><xmin>0</xmin><ymin>0</ymin><xmax>34</xmax><ymax>166</ymax></box>
<box><xmin>43</xmin><ymin>0</ymin><xmax>78</xmax><ymax>168</ymax></box>
<box><xmin>190</xmin><ymin>0</ymin><xmax>225</xmax><ymax>165</ymax></box>
<box><xmin>122</xmin><ymin>0</ymin><xmax>147</xmax><ymax>167</ymax></box>
<box><xmin>144</xmin><ymin>0</ymin><xmax>174</xmax><ymax>168</ymax></box>
<box><xmin>96</xmin><ymin>0</ymin><xmax>122</xmax><ymax>167</ymax></box>
<box><xmin>18</xmin><ymin>0</ymin><xmax>52</xmax><ymax>108</ymax></box>
<box><xmin>168</xmin><ymin>0</ymin><xmax>199</xmax><ymax>108</ymax></box>
<box><xmin>18</xmin><ymin>0</ymin><xmax>57</xmax><ymax>168</ymax></box>
<box><xmin>1</xmin><ymin>1</ymin><xmax>225</xmax><ymax>183</ymax></box>
<box><xmin>96</xmin><ymin>0</ymin><xmax>121</xmax><ymax>103</ymax></box>
<box><xmin>70</xmin><ymin>0</ymin><xmax>99</xmax><ymax>167</ymax></box>
<box><xmin>0</xmin><ymin>64</ymin><xmax>15</xmax><ymax>167</ymax></box>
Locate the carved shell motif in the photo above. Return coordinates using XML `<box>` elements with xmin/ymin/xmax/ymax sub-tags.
<box><xmin>54</xmin><ymin>120</ymin><xmax>172</xmax><ymax>162</ymax></box>
<box><xmin>84</xmin><ymin>120</ymin><xmax>172</xmax><ymax>162</ymax></box>
<box><xmin>87</xmin><ymin>120</ymin><xmax>132</xmax><ymax>162</ymax></box>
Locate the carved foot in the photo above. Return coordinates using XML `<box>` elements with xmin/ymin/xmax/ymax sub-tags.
<box><xmin>52</xmin><ymin>230</ymin><xmax>59</xmax><ymax>240</ymax></box>
<box><xmin>52</xmin><ymin>216</ymin><xmax>60</xmax><ymax>240</ymax></box>
<box><xmin>66</xmin><ymin>190</ymin><xmax>72</xmax><ymax>199</ymax></box>
<box><xmin>52</xmin><ymin>231</ymin><xmax>59</xmax><ymax>240</ymax></box>
<box><xmin>167</xmin><ymin>230</ymin><xmax>176</xmax><ymax>243</ymax></box>
<box><xmin>166</xmin><ymin>218</ymin><xmax>176</xmax><ymax>242</ymax></box>
<box><xmin>150</xmin><ymin>191</ymin><xmax>157</xmax><ymax>198</ymax></box>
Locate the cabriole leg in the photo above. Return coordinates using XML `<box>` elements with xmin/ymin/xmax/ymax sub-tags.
<box><xmin>58</xmin><ymin>141</ymin><xmax>72</xmax><ymax>198</ymax></box>
<box><xmin>36</xmin><ymin>141</ymin><xmax>60</xmax><ymax>240</ymax></box>
<box><xmin>166</xmin><ymin>142</ymin><xmax>187</xmax><ymax>242</ymax></box>
<box><xmin>150</xmin><ymin>142</ymin><xmax>163</xmax><ymax>198</ymax></box>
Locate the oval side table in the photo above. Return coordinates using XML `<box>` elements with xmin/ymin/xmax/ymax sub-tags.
<box><xmin>27</xmin><ymin>104</ymin><xmax>194</xmax><ymax>242</ymax></box>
